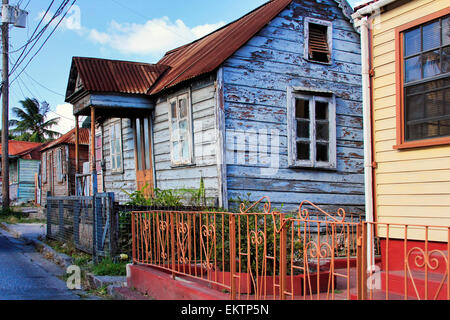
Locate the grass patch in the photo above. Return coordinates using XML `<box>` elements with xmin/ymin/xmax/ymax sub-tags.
<box><xmin>91</xmin><ymin>257</ymin><xmax>127</xmax><ymax>276</ymax></box>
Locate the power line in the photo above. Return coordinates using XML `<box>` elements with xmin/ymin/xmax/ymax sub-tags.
<box><xmin>23</xmin><ymin>71</ymin><xmax>65</xmax><ymax>97</ymax></box>
<box><xmin>10</xmin><ymin>0</ymin><xmax>76</xmax><ymax>85</ymax></box>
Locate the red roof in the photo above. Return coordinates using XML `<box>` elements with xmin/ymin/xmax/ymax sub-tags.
<box><xmin>149</xmin><ymin>0</ymin><xmax>293</xmax><ymax>94</ymax></box>
<box><xmin>0</xmin><ymin>141</ymin><xmax>43</xmax><ymax>160</ymax></box>
<box><xmin>69</xmin><ymin>57</ymin><xmax>169</xmax><ymax>96</ymax></box>
<box><xmin>41</xmin><ymin>127</ymin><xmax>90</xmax><ymax>151</ymax></box>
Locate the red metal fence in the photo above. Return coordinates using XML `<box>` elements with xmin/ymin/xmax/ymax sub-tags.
<box><xmin>131</xmin><ymin>197</ymin><xmax>449</xmax><ymax>300</ymax></box>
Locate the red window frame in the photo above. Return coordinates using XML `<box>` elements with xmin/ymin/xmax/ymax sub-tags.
<box><xmin>394</xmin><ymin>7</ymin><xmax>450</xmax><ymax>150</ymax></box>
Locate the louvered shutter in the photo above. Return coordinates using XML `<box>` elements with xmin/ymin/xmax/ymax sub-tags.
<box><xmin>308</xmin><ymin>24</ymin><xmax>330</xmax><ymax>62</ymax></box>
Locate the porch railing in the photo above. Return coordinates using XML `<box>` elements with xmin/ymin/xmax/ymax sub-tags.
<box><xmin>131</xmin><ymin>197</ymin><xmax>449</xmax><ymax>300</ymax></box>
<box><xmin>131</xmin><ymin>197</ymin><xmax>366</xmax><ymax>300</ymax></box>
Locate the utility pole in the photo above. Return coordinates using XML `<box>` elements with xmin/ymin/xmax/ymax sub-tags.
<box><xmin>1</xmin><ymin>2</ymin><xmax>27</xmax><ymax>210</ymax></box>
<box><xmin>1</xmin><ymin>0</ymin><xmax>10</xmax><ymax>210</ymax></box>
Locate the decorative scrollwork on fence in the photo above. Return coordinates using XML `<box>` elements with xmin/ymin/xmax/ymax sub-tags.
<box><xmin>250</xmin><ymin>230</ymin><xmax>265</xmax><ymax>246</ymax></box>
<box><xmin>159</xmin><ymin>220</ymin><xmax>168</xmax><ymax>232</ymax></box>
<box><xmin>202</xmin><ymin>224</ymin><xmax>216</xmax><ymax>237</ymax></box>
<box><xmin>298</xmin><ymin>200</ymin><xmax>346</xmax><ymax>222</ymax></box>
<box><xmin>240</xmin><ymin>196</ymin><xmax>271</xmax><ymax>214</ymax></box>
<box><xmin>176</xmin><ymin>221</ymin><xmax>189</xmax><ymax>265</ymax></box>
<box><xmin>305</xmin><ymin>241</ymin><xmax>333</xmax><ymax>260</ymax></box>
<box><xmin>406</xmin><ymin>247</ymin><xmax>449</xmax><ymax>300</ymax></box>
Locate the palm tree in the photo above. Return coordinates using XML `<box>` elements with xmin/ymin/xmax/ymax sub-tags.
<box><xmin>9</xmin><ymin>98</ymin><xmax>61</xmax><ymax>142</ymax></box>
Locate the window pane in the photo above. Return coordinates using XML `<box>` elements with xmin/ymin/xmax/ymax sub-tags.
<box><xmin>316</xmin><ymin>143</ymin><xmax>329</xmax><ymax>162</ymax></box>
<box><xmin>423</xmin><ymin>20</ymin><xmax>441</xmax><ymax>51</ymax></box>
<box><xmin>423</xmin><ymin>50</ymin><xmax>441</xmax><ymax>78</ymax></box>
<box><xmin>443</xmin><ymin>46</ymin><xmax>450</xmax><ymax>73</ymax></box>
<box><xmin>407</xmin><ymin>121</ymin><xmax>440</xmax><ymax>140</ymax></box>
<box><xmin>143</xmin><ymin>118</ymin><xmax>151</xmax><ymax>170</ymax></box>
<box><xmin>179</xmin><ymin>98</ymin><xmax>187</xmax><ymax>118</ymax></box>
<box><xmin>295</xmin><ymin>99</ymin><xmax>309</xmax><ymax>119</ymax></box>
<box><xmin>406</xmin><ymin>83</ymin><xmax>424</xmax><ymax>95</ymax></box>
<box><xmin>316</xmin><ymin>102</ymin><xmax>328</xmax><ymax>120</ymax></box>
<box><xmin>172</xmin><ymin>141</ymin><xmax>180</xmax><ymax>162</ymax></box>
<box><xmin>316</xmin><ymin>122</ymin><xmax>329</xmax><ymax>141</ymax></box>
<box><xmin>439</xmin><ymin>119</ymin><xmax>450</xmax><ymax>136</ymax></box>
<box><xmin>296</xmin><ymin>142</ymin><xmax>310</xmax><ymax>160</ymax></box>
<box><xmin>171</xmin><ymin>101</ymin><xmax>177</xmax><ymax>119</ymax></box>
<box><xmin>446</xmin><ymin>88</ymin><xmax>450</xmax><ymax>116</ymax></box>
<box><xmin>181</xmin><ymin>140</ymin><xmax>189</xmax><ymax>161</ymax></box>
<box><xmin>296</xmin><ymin>119</ymin><xmax>309</xmax><ymax>138</ymax></box>
<box><xmin>405</xmin><ymin>56</ymin><xmax>421</xmax><ymax>82</ymax></box>
<box><xmin>406</xmin><ymin>94</ymin><xmax>424</xmax><ymax>120</ymax></box>
<box><xmin>116</xmin><ymin>155</ymin><xmax>122</xmax><ymax>170</ymax></box>
<box><xmin>425</xmin><ymin>90</ymin><xmax>444</xmax><ymax>118</ymax></box>
<box><xmin>443</xmin><ymin>16</ymin><xmax>450</xmax><ymax>46</ymax></box>
<box><xmin>179</xmin><ymin>119</ymin><xmax>187</xmax><ymax>135</ymax></box>
<box><xmin>404</xmin><ymin>27</ymin><xmax>421</xmax><ymax>56</ymax></box>
<box><xmin>112</xmin><ymin>156</ymin><xmax>116</xmax><ymax>170</ymax></box>
<box><xmin>171</xmin><ymin>120</ymin><xmax>179</xmax><ymax>140</ymax></box>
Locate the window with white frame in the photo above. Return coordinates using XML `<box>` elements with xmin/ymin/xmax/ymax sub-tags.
<box><xmin>288</xmin><ymin>89</ymin><xmax>336</xmax><ymax>168</ymax></box>
<box><xmin>56</xmin><ymin>148</ymin><xmax>63</xmax><ymax>182</ymax></box>
<box><xmin>168</xmin><ymin>92</ymin><xmax>193</xmax><ymax>165</ymax></box>
<box><xmin>110</xmin><ymin>120</ymin><xmax>123</xmax><ymax>173</ymax></box>
<box><xmin>304</xmin><ymin>17</ymin><xmax>333</xmax><ymax>64</ymax></box>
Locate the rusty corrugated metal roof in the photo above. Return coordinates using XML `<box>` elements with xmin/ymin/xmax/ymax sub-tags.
<box><xmin>72</xmin><ymin>57</ymin><xmax>169</xmax><ymax>95</ymax></box>
<box><xmin>0</xmin><ymin>140</ymin><xmax>43</xmax><ymax>158</ymax></box>
<box><xmin>41</xmin><ymin>127</ymin><xmax>90</xmax><ymax>151</ymax></box>
<box><xmin>148</xmin><ymin>0</ymin><xmax>293</xmax><ymax>95</ymax></box>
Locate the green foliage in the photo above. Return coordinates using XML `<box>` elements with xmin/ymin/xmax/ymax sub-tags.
<box><xmin>91</xmin><ymin>257</ymin><xmax>127</xmax><ymax>276</ymax></box>
<box><xmin>9</xmin><ymin>98</ymin><xmax>61</xmax><ymax>142</ymax></box>
<box><xmin>122</xmin><ymin>177</ymin><xmax>208</xmax><ymax>208</ymax></box>
<box><xmin>122</xmin><ymin>184</ymin><xmax>182</xmax><ymax>207</ymax></box>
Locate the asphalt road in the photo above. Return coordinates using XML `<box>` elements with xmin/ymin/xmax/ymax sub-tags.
<box><xmin>0</xmin><ymin>229</ymin><xmax>81</xmax><ymax>300</ymax></box>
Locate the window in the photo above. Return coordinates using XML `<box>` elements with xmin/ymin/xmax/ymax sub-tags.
<box><xmin>396</xmin><ymin>10</ymin><xmax>450</xmax><ymax>148</ymax></box>
<box><xmin>110</xmin><ymin>120</ymin><xmax>123</xmax><ymax>173</ymax></box>
<box><xmin>287</xmin><ymin>88</ymin><xmax>336</xmax><ymax>168</ymax></box>
<box><xmin>168</xmin><ymin>92</ymin><xmax>193</xmax><ymax>165</ymax></box>
<box><xmin>304</xmin><ymin>17</ymin><xmax>332</xmax><ymax>64</ymax></box>
<box><xmin>56</xmin><ymin>148</ymin><xmax>63</xmax><ymax>182</ymax></box>
<box><xmin>42</xmin><ymin>152</ymin><xmax>47</xmax><ymax>183</ymax></box>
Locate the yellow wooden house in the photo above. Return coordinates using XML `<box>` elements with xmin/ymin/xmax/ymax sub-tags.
<box><xmin>353</xmin><ymin>0</ymin><xmax>449</xmax><ymax>299</ymax></box>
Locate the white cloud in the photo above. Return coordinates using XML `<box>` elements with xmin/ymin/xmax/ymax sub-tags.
<box><xmin>47</xmin><ymin>103</ymin><xmax>75</xmax><ymax>135</ymax></box>
<box><xmin>38</xmin><ymin>5</ymin><xmax>85</xmax><ymax>34</ymax></box>
<box><xmin>88</xmin><ymin>17</ymin><xmax>225</xmax><ymax>56</ymax></box>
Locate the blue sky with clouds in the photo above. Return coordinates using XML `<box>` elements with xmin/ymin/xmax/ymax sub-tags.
<box><xmin>5</xmin><ymin>0</ymin><xmax>362</xmax><ymax>134</ymax></box>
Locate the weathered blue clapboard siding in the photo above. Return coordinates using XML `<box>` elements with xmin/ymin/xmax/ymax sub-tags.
<box><xmin>152</xmin><ymin>77</ymin><xmax>220</xmax><ymax>206</ymax></box>
<box><xmin>101</xmin><ymin>118</ymin><xmax>137</xmax><ymax>202</ymax></box>
<box><xmin>222</xmin><ymin>0</ymin><xmax>364</xmax><ymax>213</ymax></box>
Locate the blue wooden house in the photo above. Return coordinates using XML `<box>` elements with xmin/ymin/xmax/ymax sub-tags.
<box><xmin>0</xmin><ymin>140</ymin><xmax>44</xmax><ymax>204</ymax></box>
<box><xmin>65</xmin><ymin>0</ymin><xmax>364</xmax><ymax>213</ymax></box>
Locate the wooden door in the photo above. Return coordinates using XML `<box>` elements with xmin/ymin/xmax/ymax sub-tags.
<box><xmin>134</xmin><ymin>117</ymin><xmax>154</xmax><ymax>198</ymax></box>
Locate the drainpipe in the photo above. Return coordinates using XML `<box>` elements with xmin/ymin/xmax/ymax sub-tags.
<box><xmin>360</xmin><ymin>16</ymin><xmax>375</xmax><ymax>271</ymax></box>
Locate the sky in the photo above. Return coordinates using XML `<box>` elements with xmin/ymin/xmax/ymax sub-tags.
<box><xmin>4</xmin><ymin>0</ymin><xmax>362</xmax><ymax>135</ymax></box>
